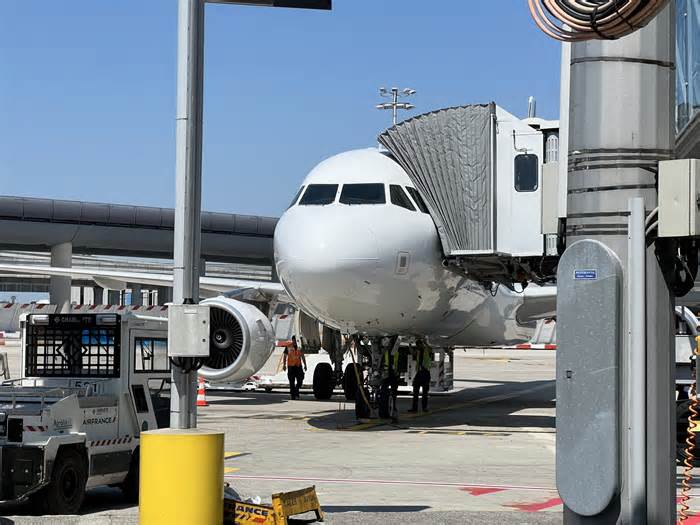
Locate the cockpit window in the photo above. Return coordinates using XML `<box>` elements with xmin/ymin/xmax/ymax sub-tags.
<box><xmin>288</xmin><ymin>186</ymin><xmax>305</xmax><ymax>209</ymax></box>
<box><xmin>299</xmin><ymin>184</ymin><xmax>338</xmax><ymax>205</ymax></box>
<box><xmin>339</xmin><ymin>183</ymin><xmax>386</xmax><ymax>205</ymax></box>
<box><xmin>406</xmin><ymin>187</ymin><xmax>430</xmax><ymax>214</ymax></box>
<box><xmin>390</xmin><ymin>185</ymin><xmax>415</xmax><ymax>211</ymax></box>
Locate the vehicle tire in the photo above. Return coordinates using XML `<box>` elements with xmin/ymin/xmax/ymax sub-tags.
<box><xmin>264</xmin><ymin>386</ymin><xmax>273</xmax><ymax>393</ymax></box>
<box><xmin>343</xmin><ymin>364</ymin><xmax>360</xmax><ymax>401</ymax></box>
<box><xmin>378</xmin><ymin>381</ymin><xmax>393</xmax><ymax>419</ymax></box>
<box><xmin>120</xmin><ymin>448</ymin><xmax>140</xmax><ymax>503</ymax></box>
<box><xmin>355</xmin><ymin>385</ymin><xmax>371</xmax><ymax>419</ymax></box>
<box><xmin>43</xmin><ymin>448</ymin><xmax>87</xmax><ymax>515</ymax></box>
<box><xmin>313</xmin><ymin>363</ymin><xmax>334</xmax><ymax>400</ymax></box>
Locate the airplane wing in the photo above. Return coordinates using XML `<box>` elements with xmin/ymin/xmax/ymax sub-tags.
<box><xmin>0</xmin><ymin>263</ymin><xmax>287</xmax><ymax>299</ymax></box>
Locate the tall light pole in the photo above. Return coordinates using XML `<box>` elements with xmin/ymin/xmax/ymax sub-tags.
<box><xmin>171</xmin><ymin>0</ymin><xmax>331</xmax><ymax>430</ymax></box>
<box><xmin>376</xmin><ymin>86</ymin><xmax>416</xmax><ymax>126</ymax></box>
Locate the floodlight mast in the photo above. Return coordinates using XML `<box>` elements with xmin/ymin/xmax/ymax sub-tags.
<box><xmin>377</xmin><ymin>86</ymin><xmax>416</xmax><ymax>126</ymax></box>
<box><xmin>171</xmin><ymin>0</ymin><xmax>331</xmax><ymax>430</ymax></box>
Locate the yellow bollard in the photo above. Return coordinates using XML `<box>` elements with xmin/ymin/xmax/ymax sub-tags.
<box><xmin>140</xmin><ymin>428</ymin><xmax>224</xmax><ymax>525</ymax></box>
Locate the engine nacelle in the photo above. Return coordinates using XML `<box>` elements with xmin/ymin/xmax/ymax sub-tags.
<box><xmin>198</xmin><ymin>297</ymin><xmax>275</xmax><ymax>383</ymax></box>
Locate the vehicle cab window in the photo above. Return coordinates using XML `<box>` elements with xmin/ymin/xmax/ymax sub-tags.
<box><xmin>299</xmin><ymin>184</ymin><xmax>338</xmax><ymax>205</ymax></box>
<box><xmin>405</xmin><ymin>187</ymin><xmax>430</xmax><ymax>214</ymax></box>
<box><xmin>390</xmin><ymin>185</ymin><xmax>415</xmax><ymax>211</ymax></box>
<box><xmin>339</xmin><ymin>183</ymin><xmax>386</xmax><ymax>205</ymax></box>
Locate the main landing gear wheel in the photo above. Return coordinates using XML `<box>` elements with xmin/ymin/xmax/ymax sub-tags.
<box><xmin>313</xmin><ymin>362</ymin><xmax>334</xmax><ymax>400</ymax></box>
<box><xmin>343</xmin><ymin>363</ymin><xmax>360</xmax><ymax>401</ymax></box>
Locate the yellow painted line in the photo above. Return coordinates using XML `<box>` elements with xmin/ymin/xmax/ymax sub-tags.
<box><xmin>345</xmin><ymin>421</ymin><xmax>385</xmax><ymax>432</ymax></box>
<box><xmin>224</xmin><ymin>467</ymin><xmax>240</xmax><ymax>474</ymax></box>
<box><xmin>225</xmin><ymin>451</ymin><xmax>242</xmax><ymax>459</ymax></box>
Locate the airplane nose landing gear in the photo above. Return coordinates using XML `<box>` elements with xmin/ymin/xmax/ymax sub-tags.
<box><xmin>352</xmin><ymin>336</ymin><xmax>400</xmax><ymax>421</ymax></box>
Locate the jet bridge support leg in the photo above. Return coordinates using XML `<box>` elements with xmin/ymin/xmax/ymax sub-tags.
<box><xmin>558</xmin><ymin>4</ymin><xmax>675</xmax><ymax>522</ymax></box>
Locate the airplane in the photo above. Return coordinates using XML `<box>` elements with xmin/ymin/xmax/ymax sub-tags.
<box><xmin>0</xmin><ymin>146</ymin><xmax>554</xmax><ymax>413</ymax></box>
<box><xmin>0</xmin><ymin>101</ymin><xmax>558</xmax><ymax>418</ymax></box>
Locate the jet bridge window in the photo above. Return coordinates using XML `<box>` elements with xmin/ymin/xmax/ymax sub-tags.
<box><xmin>405</xmin><ymin>187</ymin><xmax>430</xmax><ymax>214</ymax></box>
<box><xmin>514</xmin><ymin>154</ymin><xmax>539</xmax><ymax>192</ymax></box>
<box><xmin>390</xmin><ymin>185</ymin><xmax>415</xmax><ymax>211</ymax></box>
<box><xmin>339</xmin><ymin>183</ymin><xmax>386</xmax><ymax>205</ymax></box>
<box><xmin>299</xmin><ymin>184</ymin><xmax>338</xmax><ymax>205</ymax></box>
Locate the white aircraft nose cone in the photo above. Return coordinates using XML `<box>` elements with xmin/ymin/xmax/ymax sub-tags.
<box><xmin>274</xmin><ymin>208</ymin><xmax>381</xmax><ymax>323</ymax></box>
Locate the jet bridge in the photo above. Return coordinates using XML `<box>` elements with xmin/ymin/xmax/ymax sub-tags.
<box><xmin>378</xmin><ymin>103</ymin><xmax>559</xmax><ymax>288</ymax></box>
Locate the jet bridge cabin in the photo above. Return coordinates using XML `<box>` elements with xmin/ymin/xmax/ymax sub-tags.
<box><xmin>378</xmin><ymin>103</ymin><xmax>560</xmax><ymax>288</ymax></box>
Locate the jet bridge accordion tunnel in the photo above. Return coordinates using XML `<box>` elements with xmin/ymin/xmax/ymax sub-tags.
<box><xmin>378</xmin><ymin>103</ymin><xmax>560</xmax><ymax>289</ymax></box>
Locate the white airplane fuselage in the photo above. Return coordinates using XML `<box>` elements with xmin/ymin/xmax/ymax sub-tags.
<box><xmin>274</xmin><ymin>148</ymin><xmax>534</xmax><ymax>346</ymax></box>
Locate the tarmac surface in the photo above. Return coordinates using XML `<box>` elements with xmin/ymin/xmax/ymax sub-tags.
<box><xmin>0</xmin><ymin>346</ymin><xmax>564</xmax><ymax>523</ymax></box>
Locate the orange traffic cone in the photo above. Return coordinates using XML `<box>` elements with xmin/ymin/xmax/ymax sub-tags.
<box><xmin>196</xmin><ymin>377</ymin><xmax>209</xmax><ymax>407</ymax></box>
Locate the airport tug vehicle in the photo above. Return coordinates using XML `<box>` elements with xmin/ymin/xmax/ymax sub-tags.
<box><xmin>0</xmin><ymin>312</ymin><xmax>170</xmax><ymax>514</ymax></box>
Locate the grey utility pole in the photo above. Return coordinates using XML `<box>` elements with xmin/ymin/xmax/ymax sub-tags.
<box><xmin>561</xmin><ymin>3</ymin><xmax>676</xmax><ymax>523</ymax></box>
<box><xmin>377</xmin><ymin>87</ymin><xmax>416</xmax><ymax>126</ymax></box>
<box><xmin>171</xmin><ymin>0</ymin><xmax>206</xmax><ymax>430</ymax></box>
<box><xmin>170</xmin><ymin>0</ymin><xmax>332</xmax><ymax>430</ymax></box>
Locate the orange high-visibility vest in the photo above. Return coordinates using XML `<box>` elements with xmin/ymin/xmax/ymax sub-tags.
<box><xmin>287</xmin><ymin>347</ymin><xmax>303</xmax><ymax>367</ymax></box>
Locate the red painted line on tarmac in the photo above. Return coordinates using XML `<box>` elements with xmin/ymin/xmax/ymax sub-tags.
<box><xmin>224</xmin><ymin>474</ymin><xmax>555</xmax><ymax>492</ymax></box>
<box><xmin>461</xmin><ymin>487</ymin><xmax>505</xmax><ymax>496</ymax></box>
<box><xmin>505</xmin><ymin>497</ymin><xmax>562</xmax><ymax>512</ymax></box>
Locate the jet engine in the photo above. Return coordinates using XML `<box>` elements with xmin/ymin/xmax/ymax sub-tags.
<box><xmin>198</xmin><ymin>297</ymin><xmax>275</xmax><ymax>383</ymax></box>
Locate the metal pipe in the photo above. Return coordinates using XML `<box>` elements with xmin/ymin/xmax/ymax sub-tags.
<box><xmin>628</xmin><ymin>197</ymin><xmax>646</xmax><ymax>522</ymax></box>
<box><xmin>171</xmin><ymin>0</ymin><xmax>206</xmax><ymax>430</ymax></box>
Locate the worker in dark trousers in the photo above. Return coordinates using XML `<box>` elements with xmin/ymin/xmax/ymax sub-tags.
<box><xmin>381</xmin><ymin>337</ymin><xmax>400</xmax><ymax>416</ymax></box>
<box><xmin>408</xmin><ymin>339</ymin><xmax>432</xmax><ymax>413</ymax></box>
<box><xmin>283</xmin><ymin>336</ymin><xmax>307</xmax><ymax>400</ymax></box>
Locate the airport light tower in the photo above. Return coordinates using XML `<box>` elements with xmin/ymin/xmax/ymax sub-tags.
<box><xmin>376</xmin><ymin>87</ymin><xmax>416</xmax><ymax>126</ymax></box>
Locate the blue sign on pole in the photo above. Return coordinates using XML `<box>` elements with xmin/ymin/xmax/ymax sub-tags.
<box><xmin>574</xmin><ymin>269</ymin><xmax>598</xmax><ymax>280</ymax></box>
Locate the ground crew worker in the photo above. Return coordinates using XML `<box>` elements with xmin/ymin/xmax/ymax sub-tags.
<box><xmin>381</xmin><ymin>338</ymin><xmax>400</xmax><ymax>413</ymax></box>
<box><xmin>408</xmin><ymin>339</ymin><xmax>432</xmax><ymax>413</ymax></box>
<box><xmin>283</xmin><ymin>335</ymin><xmax>307</xmax><ymax>400</ymax></box>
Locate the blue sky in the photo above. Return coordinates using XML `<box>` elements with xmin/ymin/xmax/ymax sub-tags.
<box><xmin>0</xmin><ymin>1</ymin><xmax>561</xmax><ymax>218</ymax></box>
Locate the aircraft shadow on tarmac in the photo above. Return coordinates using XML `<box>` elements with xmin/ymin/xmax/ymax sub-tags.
<box><xmin>207</xmin><ymin>391</ymin><xmax>290</xmax><ymax>406</ymax></box>
<box><xmin>304</xmin><ymin>379</ymin><xmax>556</xmax><ymax>432</ymax></box>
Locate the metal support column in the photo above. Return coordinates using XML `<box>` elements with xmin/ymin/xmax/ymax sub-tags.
<box><xmin>49</xmin><ymin>242</ymin><xmax>72</xmax><ymax>313</ymax></box>
<box><xmin>171</xmin><ymin>0</ymin><xmax>205</xmax><ymax>430</ymax></box>
<box><xmin>130</xmin><ymin>283</ymin><xmax>143</xmax><ymax>306</ymax></box>
<box><xmin>562</xmin><ymin>4</ymin><xmax>675</xmax><ymax>522</ymax></box>
<box><xmin>93</xmin><ymin>286</ymin><xmax>104</xmax><ymax>305</ymax></box>
<box><xmin>107</xmin><ymin>290</ymin><xmax>121</xmax><ymax>306</ymax></box>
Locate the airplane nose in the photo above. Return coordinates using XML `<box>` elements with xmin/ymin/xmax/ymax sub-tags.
<box><xmin>274</xmin><ymin>208</ymin><xmax>380</xmax><ymax>322</ymax></box>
